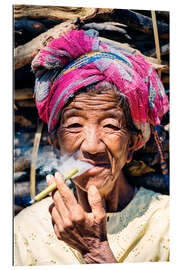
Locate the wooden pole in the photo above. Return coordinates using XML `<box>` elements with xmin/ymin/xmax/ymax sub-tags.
<box><xmin>151</xmin><ymin>11</ymin><xmax>162</xmax><ymax>77</ymax></box>
<box><xmin>30</xmin><ymin>120</ymin><xmax>43</xmax><ymax>199</ymax></box>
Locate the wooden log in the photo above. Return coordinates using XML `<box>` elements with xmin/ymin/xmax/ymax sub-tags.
<box><xmin>147</xmin><ymin>44</ymin><xmax>169</xmax><ymax>57</ymax></box>
<box><xmin>112</xmin><ymin>9</ymin><xmax>169</xmax><ymax>38</ymax></box>
<box><xmin>15</xmin><ymin>115</ymin><xmax>36</xmax><ymax>129</ymax></box>
<box><xmin>14</xmin><ymin>5</ymin><xmax>113</xmax><ymax>22</ymax></box>
<box><xmin>151</xmin><ymin>11</ymin><xmax>162</xmax><ymax>78</ymax></box>
<box><xmin>14</xmin><ymin>181</ymin><xmax>48</xmax><ymax>197</ymax></box>
<box><xmin>14</xmin><ymin>20</ymin><xmax>79</xmax><ymax>70</ymax></box>
<box><xmin>14</xmin><ymin>156</ymin><xmax>30</xmax><ymax>172</ymax></box>
<box><xmin>16</xmin><ymin>100</ymin><xmax>36</xmax><ymax>108</ymax></box>
<box><xmin>14</xmin><ymin>20</ymin><xmax>169</xmax><ymax>71</ymax></box>
<box><xmin>14</xmin><ymin>88</ymin><xmax>34</xmax><ymax>100</ymax></box>
<box><xmin>15</xmin><ymin>18</ymin><xmax>47</xmax><ymax>34</ymax></box>
<box><xmin>82</xmin><ymin>22</ymin><xmax>131</xmax><ymax>40</ymax></box>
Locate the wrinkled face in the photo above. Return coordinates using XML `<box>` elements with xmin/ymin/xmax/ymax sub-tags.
<box><xmin>56</xmin><ymin>89</ymin><xmax>132</xmax><ymax>197</ymax></box>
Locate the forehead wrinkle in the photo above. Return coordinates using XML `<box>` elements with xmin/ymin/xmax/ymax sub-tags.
<box><xmin>62</xmin><ymin>107</ymin><xmax>84</xmax><ymax>119</ymax></box>
<box><xmin>61</xmin><ymin>90</ymin><xmax>126</xmax><ymax>122</ymax></box>
<box><xmin>62</xmin><ymin>106</ymin><xmax>125</xmax><ymax>126</ymax></box>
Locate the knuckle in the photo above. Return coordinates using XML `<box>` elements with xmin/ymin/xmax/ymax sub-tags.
<box><xmin>52</xmin><ymin>190</ymin><xmax>59</xmax><ymax>202</ymax></box>
<box><xmin>96</xmin><ymin>213</ymin><xmax>106</xmax><ymax>224</ymax></box>
<box><xmin>63</xmin><ymin>219</ymin><xmax>73</xmax><ymax>230</ymax></box>
<box><xmin>72</xmin><ymin>215</ymin><xmax>84</xmax><ymax>224</ymax></box>
<box><xmin>71</xmin><ymin>207</ymin><xmax>85</xmax><ymax>224</ymax></box>
<box><xmin>95</xmin><ymin>198</ymin><xmax>103</xmax><ymax>206</ymax></box>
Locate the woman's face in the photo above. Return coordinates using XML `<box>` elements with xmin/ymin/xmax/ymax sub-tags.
<box><xmin>56</xmin><ymin>89</ymin><xmax>132</xmax><ymax>197</ymax></box>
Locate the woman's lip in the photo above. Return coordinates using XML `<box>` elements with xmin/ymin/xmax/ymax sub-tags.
<box><xmin>80</xmin><ymin>159</ymin><xmax>110</xmax><ymax>167</ymax></box>
<box><xmin>84</xmin><ymin>163</ymin><xmax>111</xmax><ymax>175</ymax></box>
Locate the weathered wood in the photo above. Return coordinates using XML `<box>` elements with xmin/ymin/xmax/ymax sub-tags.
<box><xmin>15</xmin><ymin>115</ymin><xmax>36</xmax><ymax>128</ymax></box>
<box><xmin>14</xmin><ymin>18</ymin><xmax>169</xmax><ymax>71</ymax></box>
<box><xmin>112</xmin><ymin>9</ymin><xmax>169</xmax><ymax>38</ymax></box>
<box><xmin>14</xmin><ymin>5</ymin><xmax>113</xmax><ymax>22</ymax></box>
<box><xmin>14</xmin><ymin>156</ymin><xmax>30</xmax><ymax>172</ymax></box>
<box><xmin>146</xmin><ymin>44</ymin><xmax>169</xmax><ymax>57</ymax></box>
<box><xmin>15</xmin><ymin>18</ymin><xmax>47</xmax><ymax>34</ymax></box>
<box><xmin>14</xmin><ymin>181</ymin><xmax>48</xmax><ymax>197</ymax></box>
<box><xmin>82</xmin><ymin>22</ymin><xmax>131</xmax><ymax>40</ymax></box>
<box><xmin>15</xmin><ymin>88</ymin><xmax>34</xmax><ymax>100</ymax></box>
<box><xmin>151</xmin><ymin>11</ymin><xmax>162</xmax><ymax>78</ymax></box>
<box><xmin>16</xmin><ymin>100</ymin><xmax>36</xmax><ymax>108</ymax></box>
<box><xmin>14</xmin><ymin>20</ymin><xmax>79</xmax><ymax>70</ymax></box>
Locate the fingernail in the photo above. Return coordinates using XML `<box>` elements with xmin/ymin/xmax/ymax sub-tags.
<box><xmin>46</xmin><ymin>174</ymin><xmax>52</xmax><ymax>181</ymax></box>
<box><xmin>88</xmin><ymin>185</ymin><xmax>97</xmax><ymax>194</ymax></box>
<box><xmin>55</xmin><ymin>171</ymin><xmax>61</xmax><ymax>179</ymax></box>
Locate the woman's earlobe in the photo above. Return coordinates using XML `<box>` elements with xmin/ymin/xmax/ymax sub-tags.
<box><xmin>126</xmin><ymin>150</ymin><xmax>133</xmax><ymax>164</ymax></box>
<box><xmin>126</xmin><ymin>133</ymin><xmax>142</xmax><ymax>163</ymax></box>
<box><xmin>48</xmin><ymin>134</ymin><xmax>61</xmax><ymax>153</ymax></box>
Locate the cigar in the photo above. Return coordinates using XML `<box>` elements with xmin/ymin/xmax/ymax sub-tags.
<box><xmin>29</xmin><ymin>168</ymin><xmax>79</xmax><ymax>204</ymax></box>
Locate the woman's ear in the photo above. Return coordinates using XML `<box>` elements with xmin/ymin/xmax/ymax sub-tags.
<box><xmin>48</xmin><ymin>133</ymin><xmax>61</xmax><ymax>155</ymax></box>
<box><xmin>126</xmin><ymin>133</ymin><xmax>142</xmax><ymax>163</ymax></box>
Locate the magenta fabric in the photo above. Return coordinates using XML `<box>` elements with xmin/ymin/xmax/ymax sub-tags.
<box><xmin>31</xmin><ymin>29</ymin><xmax>169</xmax><ymax>149</ymax></box>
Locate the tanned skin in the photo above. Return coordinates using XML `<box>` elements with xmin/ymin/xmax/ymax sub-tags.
<box><xmin>47</xmin><ymin>89</ymin><xmax>141</xmax><ymax>263</ymax></box>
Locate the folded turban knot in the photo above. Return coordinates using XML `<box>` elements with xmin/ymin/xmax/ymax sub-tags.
<box><xmin>31</xmin><ymin>29</ymin><xmax>169</xmax><ymax>150</ymax></box>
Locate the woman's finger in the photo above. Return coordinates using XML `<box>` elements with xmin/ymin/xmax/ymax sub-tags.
<box><xmin>46</xmin><ymin>174</ymin><xmax>55</xmax><ymax>196</ymax></box>
<box><xmin>53</xmin><ymin>224</ymin><xmax>62</xmax><ymax>240</ymax></box>
<box><xmin>46</xmin><ymin>174</ymin><xmax>54</xmax><ymax>185</ymax></box>
<box><xmin>52</xmin><ymin>188</ymin><xmax>74</xmax><ymax>228</ymax></box>
<box><xmin>52</xmin><ymin>172</ymin><xmax>85</xmax><ymax>226</ymax></box>
<box><xmin>51</xmin><ymin>204</ymin><xmax>64</xmax><ymax>233</ymax></box>
<box><xmin>87</xmin><ymin>185</ymin><xmax>106</xmax><ymax>223</ymax></box>
<box><xmin>54</xmin><ymin>172</ymin><xmax>79</xmax><ymax>211</ymax></box>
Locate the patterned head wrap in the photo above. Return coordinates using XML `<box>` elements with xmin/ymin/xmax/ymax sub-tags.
<box><xmin>31</xmin><ymin>29</ymin><xmax>169</xmax><ymax>150</ymax></box>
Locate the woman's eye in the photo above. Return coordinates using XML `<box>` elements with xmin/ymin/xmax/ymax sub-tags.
<box><xmin>103</xmin><ymin>124</ymin><xmax>120</xmax><ymax>131</ymax></box>
<box><xmin>67</xmin><ymin>123</ymin><xmax>82</xmax><ymax>128</ymax></box>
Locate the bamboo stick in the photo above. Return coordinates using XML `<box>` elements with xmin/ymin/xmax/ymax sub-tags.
<box><xmin>30</xmin><ymin>120</ymin><xmax>43</xmax><ymax>198</ymax></box>
<box><xmin>151</xmin><ymin>11</ymin><xmax>162</xmax><ymax>77</ymax></box>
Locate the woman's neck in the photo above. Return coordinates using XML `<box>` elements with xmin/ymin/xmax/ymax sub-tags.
<box><xmin>76</xmin><ymin>172</ymin><xmax>135</xmax><ymax>213</ymax></box>
<box><xmin>105</xmin><ymin>171</ymin><xmax>134</xmax><ymax>212</ymax></box>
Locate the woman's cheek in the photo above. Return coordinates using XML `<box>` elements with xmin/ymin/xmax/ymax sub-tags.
<box><xmin>58</xmin><ymin>130</ymin><xmax>82</xmax><ymax>154</ymax></box>
<box><xmin>106</xmin><ymin>136</ymin><xmax>129</xmax><ymax>174</ymax></box>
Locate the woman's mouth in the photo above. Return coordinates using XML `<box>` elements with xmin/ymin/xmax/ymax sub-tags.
<box><xmin>84</xmin><ymin>162</ymin><xmax>111</xmax><ymax>175</ymax></box>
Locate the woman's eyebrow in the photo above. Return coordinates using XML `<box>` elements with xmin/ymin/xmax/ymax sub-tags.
<box><xmin>62</xmin><ymin>107</ymin><xmax>84</xmax><ymax>118</ymax></box>
<box><xmin>101</xmin><ymin>110</ymin><xmax>124</xmax><ymax>120</ymax></box>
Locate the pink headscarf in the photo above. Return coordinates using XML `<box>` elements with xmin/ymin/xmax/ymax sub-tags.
<box><xmin>31</xmin><ymin>29</ymin><xmax>169</xmax><ymax>149</ymax></box>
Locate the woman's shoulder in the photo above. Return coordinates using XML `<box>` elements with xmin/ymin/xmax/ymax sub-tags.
<box><xmin>14</xmin><ymin>196</ymin><xmax>53</xmax><ymax>229</ymax></box>
<box><xmin>135</xmin><ymin>186</ymin><xmax>169</xmax><ymax>210</ymax></box>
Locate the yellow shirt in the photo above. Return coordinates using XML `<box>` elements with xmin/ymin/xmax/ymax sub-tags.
<box><xmin>14</xmin><ymin>187</ymin><xmax>169</xmax><ymax>265</ymax></box>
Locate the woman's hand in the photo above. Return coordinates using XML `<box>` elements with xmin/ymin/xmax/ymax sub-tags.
<box><xmin>47</xmin><ymin>172</ymin><xmax>117</xmax><ymax>264</ymax></box>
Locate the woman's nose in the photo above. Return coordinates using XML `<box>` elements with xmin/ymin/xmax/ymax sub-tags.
<box><xmin>81</xmin><ymin>126</ymin><xmax>105</xmax><ymax>155</ymax></box>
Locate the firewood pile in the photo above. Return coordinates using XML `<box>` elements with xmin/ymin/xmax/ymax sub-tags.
<box><xmin>13</xmin><ymin>5</ymin><xmax>169</xmax><ymax>215</ymax></box>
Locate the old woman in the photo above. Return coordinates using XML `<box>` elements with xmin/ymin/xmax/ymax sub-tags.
<box><xmin>14</xmin><ymin>30</ymin><xmax>169</xmax><ymax>265</ymax></box>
